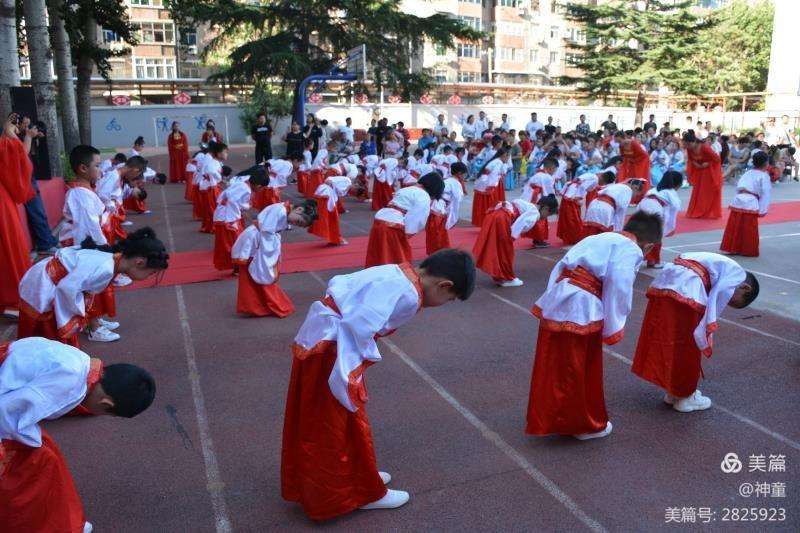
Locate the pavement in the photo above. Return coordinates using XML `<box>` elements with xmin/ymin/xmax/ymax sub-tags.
<box><xmin>1</xmin><ymin>146</ymin><xmax>798</xmax><ymax>532</ymax></box>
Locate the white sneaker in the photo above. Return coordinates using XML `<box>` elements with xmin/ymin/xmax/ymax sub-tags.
<box><xmin>360</xmin><ymin>489</ymin><xmax>409</xmax><ymax>510</ymax></box>
<box><xmin>83</xmin><ymin>523</ymin><xmax>93</xmax><ymax>533</ymax></box>
<box><xmin>673</xmin><ymin>390</ymin><xmax>712</xmax><ymax>413</ymax></box>
<box><xmin>379</xmin><ymin>471</ymin><xmax>392</xmax><ymax>485</ymax></box>
<box><xmin>663</xmin><ymin>393</ymin><xmax>677</xmax><ymax>405</ymax></box>
<box><xmin>121</xmin><ymin>221</ymin><xmax>133</xmax><ymax>226</ymax></box>
<box><xmin>499</xmin><ymin>278</ymin><xmax>524</xmax><ymax>287</ymax></box>
<box><xmin>143</xmin><ymin>210</ymin><xmax>152</xmax><ymax>214</ymax></box>
<box><xmin>2</xmin><ymin>309</ymin><xmax>19</xmax><ymax>319</ymax></box>
<box><xmin>574</xmin><ymin>421</ymin><xmax>613</xmax><ymax>441</ymax></box>
<box><xmin>113</xmin><ymin>273</ymin><xmax>133</xmax><ymax>287</ymax></box>
<box><xmin>97</xmin><ymin>317</ymin><xmax>120</xmax><ymax>331</ymax></box>
<box><xmin>649</xmin><ymin>262</ymin><xmax>664</xmax><ymax>269</ymax></box>
<box><xmin>87</xmin><ymin>326</ymin><xmax>120</xmax><ymax>343</ymax></box>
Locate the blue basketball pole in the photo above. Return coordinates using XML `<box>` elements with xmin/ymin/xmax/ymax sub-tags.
<box><xmin>294</xmin><ymin>73</ymin><xmax>357</xmax><ymax>125</ymax></box>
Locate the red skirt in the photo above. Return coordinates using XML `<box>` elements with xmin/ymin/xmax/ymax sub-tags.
<box><xmin>472</xmin><ymin>209</ymin><xmax>515</xmax><ymax>282</ymax></box>
<box><xmin>0</xmin><ymin>432</ymin><xmax>85</xmax><ymax>532</ymax></box>
<box><xmin>645</xmin><ymin>242</ymin><xmax>662</xmax><ymax>265</ymax></box>
<box><xmin>309</xmin><ymin>199</ymin><xmax>343</xmax><ymax>245</ymax></box>
<box><xmin>108</xmin><ymin>212</ymin><xmax>127</xmax><ymax>244</ymax></box>
<box><xmin>252</xmin><ymin>187</ymin><xmax>281</xmax><ymax>211</ymax></box>
<box><xmin>471</xmin><ymin>189</ymin><xmax>493</xmax><ymax>227</ymax></box>
<box><xmin>199</xmin><ymin>187</ymin><xmax>220</xmax><ymax>233</ymax></box>
<box><xmin>493</xmin><ymin>184</ymin><xmax>506</xmax><ymax>203</ymax></box>
<box><xmin>580</xmin><ymin>223</ymin><xmax>608</xmax><ymax>241</ymax></box>
<box><xmin>122</xmin><ymin>194</ymin><xmax>146</xmax><ymax>214</ymax></box>
<box><xmin>719</xmin><ymin>209</ymin><xmax>759</xmax><ymax>257</ymax></box>
<box><xmin>307</xmin><ymin>170</ymin><xmax>325</xmax><ymax>199</ymax></box>
<box><xmin>364</xmin><ymin>220</ymin><xmax>411</xmax><ymax>268</ymax></box>
<box><xmin>184</xmin><ymin>175</ymin><xmax>195</xmax><ymax>201</ymax></box>
<box><xmin>17</xmin><ymin>311</ymin><xmax>80</xmax><ymax>348</ymax></box>
<box><xmin>296</xmin><ymin>171</ymin><xmax>310</xmax><ymax>197</ymax></box>
<box><xmin>236</xmin><ymin>267</ymin><xmax>294</xmax><ymax>317</ymax></box>
<box><xmin>631</xmin><ymin>294</ymin><xmax>704</xmax><ymax>397</ymax></box>
<box><xmin>371</xmin><ymin>181</ymin><xmax>394</xmax><ymax>211</ymax></box>
<box><xmin>281</xmin><ymin>342</ymin><xmax>386</xmax><ymax>520</ymax></box>
<box><xmin>526</xmin><ymin>326</ymin><xmax>608</xmax><ymax>435</ymax></box>
<box><xmin>191</xmin><ymin>184</ymin><xmax>202</xmax><ymax>219</ymax></box>
<box><xmin>87</xmin><ymin>285</ymin><xmax>116</xmax><ymax>319</ymax></box>
<box><xmin>425</xmin><ymin>213</ymin><xmax>450</xmax><ymax>255</ymax></box>
<box><xmin>556</xmin><ymin>197</ymin><xmax>583</xmax><ymax>245</ymax></box>
<box><xmin>522</xmin><ymin>218</ymin><xmax>549</xmax><ymax>242</ymax></box>
<box><xmin>213</xmin><ymin>220</ymin><xmax>244</xmax><ymax>270</ymax></box>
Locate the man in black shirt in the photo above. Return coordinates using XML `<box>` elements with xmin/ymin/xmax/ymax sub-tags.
<box><xmin>643</xmin><ymin>114</ymin><xmax>657</xmax><ymax>133</ymax></box>
<box><xmin>544</xmin><ymin>116</ymin><xmax>557</xmax><ymax>135</ymax></box>
<box><xmin>374</xmin><ymin>118</ymin><xmax>390</xmax><ymax>157</ymax></box>
<box><xmin>302</xmin><ymin>113</ymin><xmax>323</xmax><ymax>158</ymax></box>
<box><xmin>251</xmin><ymin>112</ymin><xmax>273</xmax><ymax>164</ymax></box>
<box><xmin>600</xmin><ymin>114</ymin><xmax>617</xmax><ymax>132</ymax></box>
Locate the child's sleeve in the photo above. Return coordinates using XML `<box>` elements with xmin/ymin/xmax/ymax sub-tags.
<box><xmin>600</xmin><ymin>247</ymin><xmax>641</xmax><ymax>344</ymax></box>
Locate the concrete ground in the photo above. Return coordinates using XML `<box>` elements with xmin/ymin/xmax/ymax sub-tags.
<box><xmin>2</xmin><ymin>147</ymin><xmax>797</xmax><ymax>532</ymax></box>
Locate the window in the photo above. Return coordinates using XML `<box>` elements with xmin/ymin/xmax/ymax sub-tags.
<box><xmin>496</xmin><ymin>21</ymin><xmax>523</xmax><ymax>36</ymax></box>
<box><xmin>458</xmin><ymin>16</ymin><xmax>482</xmax><ymax>31</ymax></box>
<box><xmin>549</xmin><ymin>51</ymin><xmax>558</xmax><ymax>64</ymax></box>
<box><xmin>458</xmin><ymin>0</ymin><xmax>481</xmax><ymax>3</ymax></box>
<box><xmin>434</xmin><ymin>69</ymin><xmax>448</xmax><ymax>82</ymax></box>
<box><xmin>130</xmin><ymin>0</ymin><xmax>163</xmax><ymax>6</ymax></box>
<box><xmin>550</xmin><ymin>26</ymin><xmax>559</xmax><ymax>39</ymax></box>
<box><xmin>457</xmin><ymin>43</ymin><xmax>479</xmax><ymax>58</ymax></box>
<box><xmin>457</xmin><ymin>71</ymin><xmax>480</xmax><ymax>83</ymax></box>
<box><xmin>102</xmin><ymin>28</ymin><xmax>122</xmax><ymax>43</ymax></box>
<box><xmin>565</xmin><ymin>53</ymin><xmax>578</xmax><ymax>65</ymax></box>
<box><xmin>181</xmin><ymin>61</ymin><xmax>200</xmax><ymax>79</ymax></box>
<box><xmin>134</xmin><ymin>57</ymin><xmax>176</xmax><ymax>79</ymax></box>
<box><xmin>576</xmin><ymin>29</ymin><xmax>586</xmax><ymax>43</ymax></box>
<box><xmin>135</xmin><ymin>22</ymin><xmax>175</xmax><ymax>44</ymax></box>
<box><xmin>497</xmin><ymin>48</ymin><xmax>523</xmax><ymax>61</ymax></box>
<box><xmin>179</xmin><ymin>29</ymin><xmax>197</xmax><ymax>47</ymax></box>
<box><xmin>530</xmin><ymin>49</ymin><xmax>538</xmax><ymax>64</ymax></box>
<box><xmin>499</xmin><ymin>0</ymin><xmax>517</xmax><ymax>6</ymax></box>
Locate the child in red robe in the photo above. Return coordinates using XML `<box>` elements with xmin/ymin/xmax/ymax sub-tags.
<box><xmin>472</xmin><ymin>149</ymin><xmax>510</xmax><ymax>227</ymax></box>
<box><xmin>526</xmin><ymin>212</ymin><xmax>663</xmax><ymax>440</ymax></box>
<box><xmin>473</xmin><ymin>195</ymin><xmax>558</xmax><ymax>286</ymax></box>
<box><xmin>557</xmin><ymin>171</ymin><xmax>607</xmax><ymax>245</ymax></box>
<box><xmin>685</xmin><ymin>132</ymin><xmax>723</xmax><ymax>219</ymax></box>
<box><xmin>309</xmin><ymin>175</ymin><xmax>352</xmax><ymax>245</ymax></box>
<box><xmin>365</xmin><ymin>172</ymin><xmax>444</xmax><ymax>267</ymax></box>
<box><xmin>581</xmin><ymin>178</ymin><xmax>643</xmax><ymax>239</ymax></box>
<box><xmin>719</xmin><ymin>152</ymin><xmax>772</xmax><ymax>257</ymax></box>
<box><xmin>282</xmin><ymin>249</ymin><xmax>476</xmax><ymax>520</ymax></box>
<box><xmin>615</xmin><ymin>131</ymin><xmax>651</xmax><ymax>202</ymax></box>
<box><xmin>520</xmin><ymin>157</ymin><xmax>558</xmax><ymax>247</ymax></box>
<box><xmin>371</xmin><ymin>157</ymin><xmax>399</xmax><ymax>211</ymax></box>
<box><xmin>631</xmin><ymin>253</ymin><xmax>758</xmax><ymax>413</ymax></box>
<box><xmin>231</xmin><ymin>201</ymin><xmax>317</xmax><ymax>318</ymax></box>
<box><xmin>212</xmin><ymin>174</ymin><xmax>254</xmax><ymax>271</ymax></box>
<box><xmin>198</xmin><ymin>142</ymin><xmax>229</xmax><ymax>233</ymax></box>
<box><xmin>425</xmin><ymin>168</ymin><xmax>465</xmax><ymax>254</ymax></box>
<box><xmin>0</xmin><ymin>337</ymin><xmax>156</xmax><ymax>533</ymax></box>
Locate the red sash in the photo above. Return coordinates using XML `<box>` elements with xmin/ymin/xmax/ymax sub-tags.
<box><xmin>597</xmin><ymin>195</ymin><xmax>616</xmax><ymax>209</ymax></box>
<box><xmin>557</xmin><ymin>266</ymin><xmax>603</xmax><ymax>298</ymax></box>
<box><xmin>674</xmin><ymin>258</ymin><xmax>711</xmax><ymax>292</ymax></box>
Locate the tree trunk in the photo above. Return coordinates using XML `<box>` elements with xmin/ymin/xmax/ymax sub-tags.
<box><xmin>76</xmin><ymin>13</ymin><xmax>97</xmax><ymax>144</ymax></box>
<box><xmin>22</xmin><ymin>0</ymin><xmax>62</xmax><ymax>177</ymax></box>
<box><xmin>634</xmin><ymin>87</ymin><xmax>646</xmax><ymax>127</ymax></box>
<box><xmin>47</xmin><ymin>0</ymin><xmax>80</xmax><ymax>153</ymax></box>
<box><xmin>0</xmin><ymin>0</ymin><xmax>20</xmax><ymax>119</ymax></box>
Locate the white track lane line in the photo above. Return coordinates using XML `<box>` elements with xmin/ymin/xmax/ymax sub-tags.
<box><xmin>160</xmin><ymin>186</ymin><xmax>233</xmax><ymax>532</ymax></box>
<box><xmin>307</xmin><ymin>272</ymin><xmax>607</xmax><ymax>532</ymax></box>
<box><xmin>664</xmin><ymin>232</ymin><xmax>800</xmax><ymax>250</ymax></box>
<box><xmin>521</xmin><ymin>250</ymin><xmax>800</xmax><ymax>348</ymax></box>
<box><xmin>486</xmin><ymin>290</ymin><xmax>800</xmax><ymax>452</ymax></box>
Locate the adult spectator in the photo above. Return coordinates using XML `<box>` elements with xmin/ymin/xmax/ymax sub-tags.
<box><xmin>525</xmin><ymin>112</ymin><xmax>544</xmax><ymax>139</ymax></box>
<box><xmin>544</xmin><ymin>116</ymin><xmax>557</xmax><ymax>135</ymax></box>
<box><xmin>283</xmin><ymin>121</ymin><xmax>305</xmax><ymax>158</ymax></box>
<box><xmin>302</xmin><ymin>113</ymin><xmax>323</xmax><ymax>157</ymax></box>
<box><xmin>251</xmin><ymin>112</ymin><xmax>273</xmax><ymax>164</ymax></box>
<box><xmin>201</xmin><ymin>119</ymin><xmax>223</xmax><ymax>146</ymax></box>
<box><xmin>375</xmin><ymin>118</ymin><xmax>390</xmax><ymax>156</ymax></box>
<box><xmin>395</xmin><ymin>121</ymin><xmax>411</xmax><ymax>154</ymax></box>
<box><xmin>643</xmin><ymin>114</ymin><xmax>657</xmax><ymax>132</ymax></box>
<box><xmin>575</xmin><ymin>114</ymin><xmax>591</xmax><ymax>135</ymax></box>
<box><xmin>339</xmin><ymin>117</ymin><xmax>355</xmax><ymax>143</ymax></box>
<box><xmin>600</xmin><ymin>114</ymin><xmax>617</xmax><ymax>131</ymax></box>
<box><xmin>432</xmin><ymin>114</ymin><xmax>447</xmax><ymax>136</ymax></box>
<box><xmin>167</xmin><ymin>121</ymin><xmax>190</xmax><ymax>183</ymax></box>
<box><xmin>475</xmin><ymin>111</ymin><xmax>489</xmax><ymax>136</ymax></box>
<box><xmin>499</xmin><ymin>113</ymin><xmax>511</xmax><ymax>131</ymax></box>
<box><xmin>461</xmin><ymin>115</ymin><xmax>478</xmax><ymax>142</ymax></box>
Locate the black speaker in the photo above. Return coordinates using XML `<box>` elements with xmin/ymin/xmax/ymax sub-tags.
<box><xmin>10</xmin><ymin>86</ymin><xmax>52</xmax><ymax>180</ymax></box>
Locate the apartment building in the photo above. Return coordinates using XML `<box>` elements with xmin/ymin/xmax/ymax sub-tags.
<box><xmin>405</xmin><ymin>0</ymin><xmax>590</xmax><ymax>86</ymax></box>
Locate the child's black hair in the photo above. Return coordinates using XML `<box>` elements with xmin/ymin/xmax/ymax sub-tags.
<box><xmin>126</xmin><ymin>155</ymin><xmax>148</xmax><ymax>172</ymax></box>
<box><xmin>442</xmin><ymin>145</ymin><xmax>453</xmax><ymax>153</ymax></box>
<box><xmin>455</xmin><ymin>146</ymin><xmax>466</xmax><ymax>155</ymax></box>
<box><xmin>478</xmin><ymin>148</ymin><xmax>506</xmax><ymax>176</ymax></box>
<box><xmin>606</xmin><ymin>155</ymin><xmax>623</xmax><ymax>166</ymax></box>
<box><xmin>113</xmin><ymin>153</ymin><xmax>127</xmax><ymax>164</ymax></box>
<box><xmin>751</xmin><ymin>151</ymin><xmax>769</xmax><ymax>169</ymax></box>
<box><xmin>418</xmin><ymin>171</ymin><xmax>445</xmax><ymax>200</ymax></box>
<box><xmin>69</xmin><ymin>144</ymin><xmax>100</xmax><ymax>173</ymax></box>
<box><xmin>419</xmin><ymin>248</ymin><xmax>476</xmax><ymax>301</ymax></box>
<box><xmin>100</xmin><ymin>363</ymin><xmax>156</xmax><ymax>418</ymax></box>
<box><xmin>622</xmin><ymin>211</ymin><xmax>663</xmax><ymax>244</ymax></box>
<box><xmin>413</xmin><ymin>148</ymin><xmax>424</xmax><ymax>157</ymax></box>
<box><xmin>537</xmin><ymin>193</ymin><xmax>559</xmax><ymax>215</ymax></box>
<box><xmin>287</xmin><ymin>153</ymin><xmax>305</xmax><ymax>162</ymax></box>
<box><xmin>292</xmin><ymin>199</ymin><xmax>318</xmax><ymax>225</ymax></box>
<box><xmin>209</xmin><ymin>141</ymin><xmax>228</xmax><ymax>155</ymax></box>
<box><xmin>221</xmin><ymin>165</ymin><xmax>233</xmax><ymax>177</ymax></box>
<box><xmin>133</xmin><ymin>136</ymin><xmax>145</xmax><ymax>146</ymax></box>
<box><xmin>657</xmin><ymin>170</ymin><xmax>683</xmax><ymax>190</ymax></box>
<box><xmin>599</xmin><ymin>171</ymin><xmax>616</xmax><ymax>185</ymax></box>
<box><xmin>155</xmin><ymin>173</ymin><xmax>167</xmax><ymax>185</ymax></box>
<box><xmin>81</xmin><ymin>227</ymin><xmax>169</xmax><ymax>269</ymax></box>
<box><xmin>136</xmin><ymin>188</ymin><xmax>148</xmax><ymax>201</ymax></box>
<box><xmin>740</xmin><ymin>271</ymin><xmax>760</xmax><ymax>307</ymax></box>
<box><xmin>247</xmin><ymin>166</ymin><xmax>269</xmax><ymax>187</ymax></box>
<box><xmin>541</xmin><ymin>157</ymin><xmax>558</xmax><ymax>170</ymax></box>
<box><xmin>450</xmin><ymin>162</ymin><xmax>468</xmax><ymax>176</ymax></box>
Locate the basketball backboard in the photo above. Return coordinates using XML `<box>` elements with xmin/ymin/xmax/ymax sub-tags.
<box><xmin>345</xmin><ymin>44</ymin><xmax>367</xmax><ymax>81</ymax></box>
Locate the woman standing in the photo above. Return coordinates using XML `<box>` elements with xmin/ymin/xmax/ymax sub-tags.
<box><xmin>302</xmin><ymin>114</ymin><xmax>323</xmax><ymax>158</ymax></box>
<box><xmin>685</xmin><ymin>133</ymin><xmax>723</xmax><ymax>219</ymax></box>
<box><xmin>201</xmin><ymin>119</ymin><xmax>223</xmax><ymax>147</ymax></box>
<box><xmin>166</xmin><ymin>121</ymin><xmax>189</xmax><ymax>183</ymax></box>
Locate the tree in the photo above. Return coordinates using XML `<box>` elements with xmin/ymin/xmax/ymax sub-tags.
<box><xmin>47</xmin><ymin>0</ymin><xmax>80</xmax><ymax>152</ymax></box>
<box><xmin>562</xmin><ymin>0</ymin><xmax>710</xmax><ymax>126</ymax></box>
<box><xmin>0</xmin><ymin>0</ymin><xmax>20</xmax><ymax>119</ymax></box>
<box><xmin>166</xmin><ymin>0</ymin><xmax>482</xmax><ymax>117</ymax></box>
<box><xmin>22</xmin><ymin>0</ymin><xmax>62</xmax><ymax>176</ymax></box>
<box><xmin>684</xmin><ymin>0</ymin><xmax>773</xmax><ymax>94</ymax></box>
<box><xmin>65</xmin><ymin>0</ymin><xmax>137</xmax><ymax>144</ymax></box>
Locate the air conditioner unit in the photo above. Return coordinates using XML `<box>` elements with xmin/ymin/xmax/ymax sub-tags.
<box><xmin>186</xmin><ymin>45</ymin><xmax>198</xmax><ymax>55</ymax></box>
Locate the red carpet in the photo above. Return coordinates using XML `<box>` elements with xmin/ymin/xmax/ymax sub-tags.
<box><xmin>123</xmin><ymin>200</ymin><xmax>800</xmax><ymax>291</ymax></box>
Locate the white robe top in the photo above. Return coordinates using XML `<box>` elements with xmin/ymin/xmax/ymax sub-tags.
<box><xmin>213</xmin><ymin>180</ymin><xmax>252</xmax><ymax>223</ymax></box>
<box><xmin>200</xmin><ymin>157</ymin><xmax>223</xmax><ymax>191</ymax></box>
<box><xmin>267</xmin><ymin>159</ymin><xmax>293</xmax><ymax>189</ymax></box>
<box><xmin>374</xmin><ymin>158</ymin><xmax>399</xmax><ymax>186</ymax></box>
<box><xmin>649</xmin><ymin>252</ymin><xmax>745</xmax><ymax>356</ymax></box>
<box><xmin>637</xmin><ymin>188</ymin><xmax>681</xmax><ymax>237</ymax></box>
<box><xmin>443</xmin><ymin>177</ymin><xmax>465</xmax><ymax>229</ymax></box>
<box><xmin>192</xmin><ymin>153</ymin><xmax>209</xmax><ymax>185</ymax></box>
<box><xmin>311</xmin><ymin>149</ymin><xmax>328</xmax><ymax>169</ymax></box>
<box><xmin>731</xmin><ymin>169</ymin><xmax>771</xmax><ymax>215</ymax></box>
<box><xmin>330</xmin><ymin>161</ymin><xmax>358</xmax><ymax>179</ymax></box>
<box><xmin>96</xmin><ymin>169</ymin><xmax>123</xmax><ymax>213</ymax></box>
<box><xmin>521</xmin><ymin>171</ymin><xmax>555</xmax><ymax>203</ymax></box>
<box><xmin>362</xmin><ymin>155</ymin><xmax>380</xmax><ymax>174</ymax></box>
<box><xmin>533</xmin><ymin>232</ymin><xmax>643</xmax><ymax>344</ymax></box>
<box><xmin>0</xmin><ymin>337</ymin><xmax>90</xmax><ymax>447</ymax></box>
<box><xmin>508</xmin><ymin>199</ymin><xmax>540</xmax><ymax>239</ymax></box>
<box><xmin>18</xmin><ymin>248</ymin><xmax>116</xmax><ymax>336</ymax></box>
<box><xmin>583</xmin><ymin>183</ymin><xmax>633</xmax><ymax>232</ymax></box>
<box><xmin>231</xmin><ymin>203</ymin><xmax>287</xmax><ymax>285</ymax></box>
<box><xmin>59</xmin><ymin>186</ymin><xmax>108</xmax><ymax>246</ymax></box>
<box><xmin>375</xmin><ymin>186</ymin><xmax>432</xmax><ymax>235</ymax></box>
<box><xmin>563</xmin><ymin>172</ymin><xmax>599</xmax><ymax>200</ymax></box>
<box><xmin>293</xmin><ymin>263</ymin><xmax>422</xmax><ymax>412</ymax></box>
<box><xmin>475</xmin><ymin>158</ymin><xmax>505</xmax><ymax>192</ymax></box>
<box><xmin>314</xmin><ymin>176</ymin><xmax>352</xmax><ymax>212</ymax></box>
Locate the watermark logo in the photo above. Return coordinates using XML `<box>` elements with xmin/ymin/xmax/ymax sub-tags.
<box><xmin>721</xmin><ymin>452</ymin><xmax>743</xmax><ymax>474</ymax></box>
